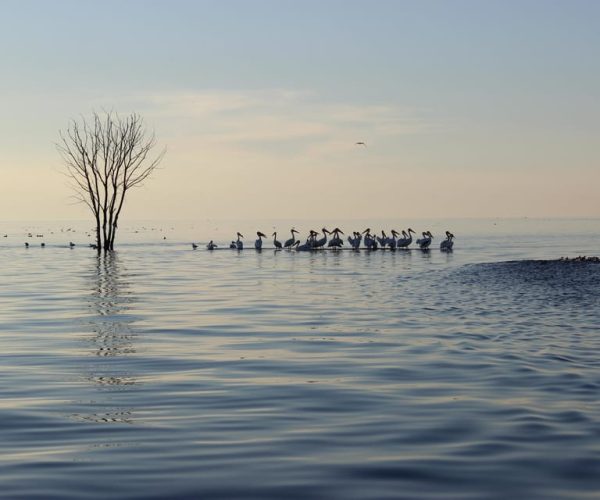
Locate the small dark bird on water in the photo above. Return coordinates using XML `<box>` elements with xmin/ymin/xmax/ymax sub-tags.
<box><xmin>69</xmin><ymin>242</ymin><xmax>75</xmax><ymax>248</ymax></box>
<box><xmin>192</xmin><ymin>243</ymin><xmax>198</xmax><ymax>249</ymax></box>
<box><xmin>24</xmin><ymin>242</ymin><xmax>29</xmax><ymax>248</ymax></box>
<box><xmin>41</xmin><ymin>243</ymin><xmax>45</xmax><ymax>248</ymax></box>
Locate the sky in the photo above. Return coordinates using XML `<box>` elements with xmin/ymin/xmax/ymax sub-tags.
<box><xmin>0</xmin><ymin>0</ymin><xmax>598</xmax><ymax>221</ymax></box>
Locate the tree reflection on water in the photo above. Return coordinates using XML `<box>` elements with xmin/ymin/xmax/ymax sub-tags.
<box><xmin>89</xmin><ymin>252</ymin><xmax>136</xmax><ymax>357</ymax></box>
<box><xmin>76</xmin><ymin>252</ymin><xmax>140</xmax><ymax>425</ymax></box>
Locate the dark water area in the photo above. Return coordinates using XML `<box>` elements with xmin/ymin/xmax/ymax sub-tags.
<box><xmin>1</xmin><ymin>219</ymin><xmax>600</xmax><ymax>499</ymax></box>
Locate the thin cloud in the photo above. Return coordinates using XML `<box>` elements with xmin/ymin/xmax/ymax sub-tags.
<box><xmin>129</xmin><ymin>89</ymin><xmax>435</xmax><ymax>151</ymax></box>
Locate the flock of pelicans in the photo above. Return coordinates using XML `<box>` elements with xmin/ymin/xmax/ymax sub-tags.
<box><xmin>199</xmin><ymin>228</ymin><xmax>456</xmax><ymax>252</ymax></box>
<box><xmin>14</xmin><ymin>226</ymin><xmax>456</xmax><ymax>252</ymax></box>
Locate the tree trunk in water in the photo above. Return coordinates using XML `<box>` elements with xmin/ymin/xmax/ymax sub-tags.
<box><xmin>102</xmin><ymin>210</ymin><xmax>108</xmax><ymax>251</ymax></box>
<box><xmin>108</xmin><ymin>219</ymin><xmax>118</xmax><ymax>251</ymax></box>
<box><xmin>95</xmin><ymin>215</ymin><xmax>102</xmax><ymax>253</ymax></box>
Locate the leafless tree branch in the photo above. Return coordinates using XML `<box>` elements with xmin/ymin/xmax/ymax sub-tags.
<box><xmin>57</xmin><ymin>111</ymin><xmax>164</xmax><ymax>251</ymax></box>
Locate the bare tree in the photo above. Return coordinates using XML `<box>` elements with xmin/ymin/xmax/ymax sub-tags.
<box><xmin>57</xmin><ymin>111</ymin><xmax>165</xmax><ymax>251</ymax></box>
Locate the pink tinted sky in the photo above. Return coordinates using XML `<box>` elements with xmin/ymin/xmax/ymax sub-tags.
<box><xmin>0</xmin><ymin>0</ymin><xmax>598</xmax><ymax>220</ymax></box>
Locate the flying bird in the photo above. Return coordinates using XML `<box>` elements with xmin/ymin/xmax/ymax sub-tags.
<box><xmin>355</xmin><ymin>142</ymin><xmax>367</xmax><ymax>147</ymax></box>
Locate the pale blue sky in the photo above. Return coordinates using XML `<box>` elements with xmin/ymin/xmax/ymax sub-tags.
<box><xmin>1</xmin><ymin>0</ymin><xmax>598</xmax><ymax>220</ymax></box>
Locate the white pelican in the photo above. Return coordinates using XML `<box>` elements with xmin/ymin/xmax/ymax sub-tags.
<box><xmin>206</xmin><ymin>240</ymin><xmax>217</xmax><ymax>250</ymax></box>
<box><xmin>296</xmin><ymin>233</ymin><xmax>317</xmax><ymax>251</ymax></box>
<box><xmin>440</xmin><ymin>231</ymin><xmax>455</xmax><ymax>251</ymax></box>
<box><xmin>255</xmin><ymin>231</ymin><xmax>267</xmax><ymax>250</ymax></box>
<box><xmin>296</xmin><ymin>241</ymin><xmax>311</xmax><ymax>251</ymax></box>
<box><xmin>236</xmin><ymin>232</ymin><xmax>244</xmax><ymax>250</ymax></box>
<box><xmin>284</xmin><ymin>229</ymin><xmax>299</xmax><ymax>249</ymax></box>
<box><xmin>313</xmin><ymin>228</ymin><xmax>329</xmax><ymax>249</ymax></box>
<box><xmin>363</xmin><ymin>228</ymin><xmax>378</xmax><ymax>250</ymax></box>
<box><xmin>272</xmin><ymin>232</ymin><xmax>282</xmax><ymax>249</ymax></box>
<box><xmin>389</xmin><ymin>230</ymin><xmax>400</xmax><ymax>250</ymax></box>
<box><xmin>397</xmin><ymin>228</ymin><xmax>416</xmax><ymax>248</ymax></box>
<box><xmin>376</xmin><ymin>231</ymin><xmax>389</xmax><ymax>248</ymax></box>
<box><xmin>328</xmin><ymin>227</ymin><xmax>344</xmax><ymax>248</ymax></box>
<box><xmin>362</xmin><ymin>228</ymin><xmax>373</xmax><ymax>249</ymax></box>
<box><xmin>348</xmin><ymin>231</ymin><xmax>361</xmax><ymax>250</ymax></box>
<box><xmin>417</xmin><ymin>231</ymin><xmax>433</xmax><ymax>249</ymax></box>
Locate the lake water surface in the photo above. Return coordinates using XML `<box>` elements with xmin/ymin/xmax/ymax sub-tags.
<box><xmin>1</xmin><ymin>218</ymin><xmax>599</xmax><ymax>499</ymax></box>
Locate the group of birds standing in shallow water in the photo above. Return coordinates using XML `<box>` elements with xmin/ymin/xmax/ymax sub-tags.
<box><xmin>202</xmin><ymin>228</ymin><xmax>456</xmax><ymax>252</ymax></box>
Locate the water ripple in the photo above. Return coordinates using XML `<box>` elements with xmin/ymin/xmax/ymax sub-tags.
<box><xmin>1</xmin><ymin>239</ymin><xmax>600</xmax><ymax>498</ymax></box>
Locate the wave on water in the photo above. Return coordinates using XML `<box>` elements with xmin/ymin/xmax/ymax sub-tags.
<box><xmin>454</xmin><ymin>259</ymin><xmax>600</xmax><ymax>307</ymax></box>
<box><xmin>2</xmin><ymin>245</ymin><xmax>600</xmax><ymax>499</ymax></box>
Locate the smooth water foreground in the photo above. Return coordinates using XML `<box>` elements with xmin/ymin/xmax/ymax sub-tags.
<box><xmin>1</xmin><ymin>219</ymin><xmax>600</xmax><ymax>499</ymax></box>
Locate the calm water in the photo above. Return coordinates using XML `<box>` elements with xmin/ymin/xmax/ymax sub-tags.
<box><xmin>1</xmin><ymin>218</ymin><xmax>600</xmax><ymax>499</ymax></box>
